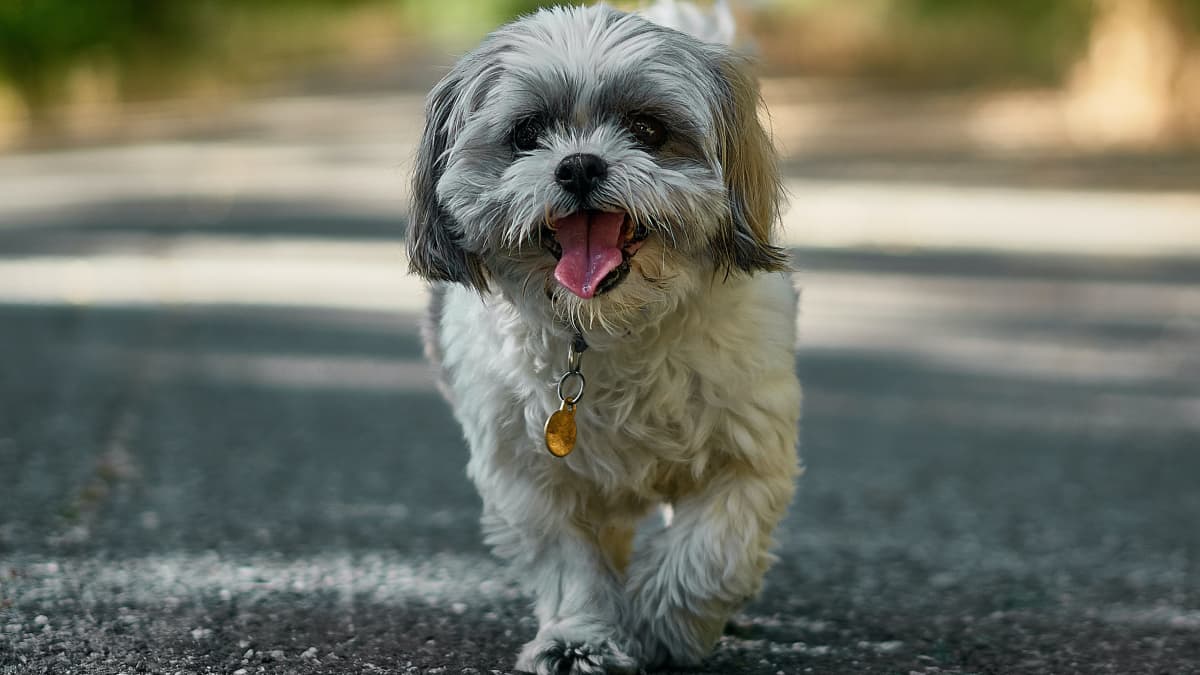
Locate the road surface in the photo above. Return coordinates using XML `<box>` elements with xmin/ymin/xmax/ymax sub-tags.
<box><xmin>2</xmin><ymin>90</ymin><xmax>1199</xmax><ymax>674</ymax></box>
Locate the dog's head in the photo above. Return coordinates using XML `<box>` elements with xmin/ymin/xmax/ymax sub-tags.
<box><xmin>407</xmin><ymin>4</ymin><xmax>785</xmax><ymax>335</ymax></box>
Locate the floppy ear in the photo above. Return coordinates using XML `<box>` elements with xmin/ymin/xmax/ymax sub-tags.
<box><xmin>711</xmin><ymin>53</ymin><xmax>789</xmax><ymax>274</ymax></box>
<box><xmin>407</xmin><ymin>68</ymin><xmax>489</xmax><ymax>290</ymax></box>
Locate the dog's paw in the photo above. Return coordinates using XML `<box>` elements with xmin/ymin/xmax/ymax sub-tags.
<box><xmin>515</xmin><ymin>631</ymin><xmax>641</xmax><ymax>675</ymax></box>
<box><xmin>627</xmin><ymin>617</ymin><xmax>709</xmax><ymax>671</ymax></box>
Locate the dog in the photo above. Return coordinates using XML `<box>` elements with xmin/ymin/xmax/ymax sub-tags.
<box><xmin>408</xmin><ymin>2</ymin><xmax>801</xmax><ymax>672</ymax></box>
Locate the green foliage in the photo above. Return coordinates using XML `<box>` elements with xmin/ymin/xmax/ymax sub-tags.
<box><xmin>0</xmin><ymin>0</ymin><xmax>603</xmax><ymax>117</ymax></box>
<box><xmin>1177</xmin><ymin>0</ymin><xmax>1200</xmax><ymax>28</ymax></box>
<box><xmin>883</xmin><ymin>0</ymin><xmax>1096</xmax><ymax>84</ymax></box>
<box><xmin>2</xmin><ymin>0</ymin><xmax>1198</xmax><ymax>117</ymax></box>
<box><xmin>0</xmin><ymin>0</ymin><xmax>381</xmax><ymax>115</ymax></box>
<box><xmin>0</xmin><ymin>1</ymin><xmax>195</xmax><ymax>109</ymax></box>
<box><xmin>395</xmin><ymin>0</ymin><xmax>584</xmax><ymax>44</ymax></box>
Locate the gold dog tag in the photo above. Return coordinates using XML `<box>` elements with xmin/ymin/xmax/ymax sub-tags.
<box><xmin>544</xmin><ymin>400</ymin><xmax>577</xmax><ymax>457</ymax></box>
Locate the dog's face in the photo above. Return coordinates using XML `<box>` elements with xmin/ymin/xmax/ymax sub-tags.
<box><xmin>408</xmin><ymin>4</ymin><xmax>785</xmax><ymax>335</ymax></box>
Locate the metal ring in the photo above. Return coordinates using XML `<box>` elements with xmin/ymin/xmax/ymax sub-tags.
<box><xmin>557</xmin><ymin>370</ymin><xmax>585</xmax><ymax>404</ymax></box>
<box><xmin>567</xmin><ymin>344</ymin><xmax>583</xmax><ymax>373</ymax></box>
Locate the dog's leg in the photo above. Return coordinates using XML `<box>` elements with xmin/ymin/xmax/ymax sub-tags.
<box><xmin>476</xmin><ymin>479</ymin><xmax>640</xmax><ymax>675</ymax></box>
<box><xmin>598</xmin><ymin>523</ymin><xmax>636</xmax><ymax>575</ymax></box>
<box><xmin>626</xmin><ymin>460</ymin><xmax>796</xmax><ymax>667</ymax></box>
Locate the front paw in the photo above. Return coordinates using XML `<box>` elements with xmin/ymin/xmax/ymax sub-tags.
<box><xmin>515</xmin><ymin>627</ymin><xmax>640</xmax><ymax>675</ymax></box>
<box><xmin>628</xmin><ymin>615</ymin><xmax>707</xmax><ymax>671</ymax></box>
<box><xmin>627</xmin><ymin>578</ymin><xmax>726</xmax><ymax>668</ymax></box>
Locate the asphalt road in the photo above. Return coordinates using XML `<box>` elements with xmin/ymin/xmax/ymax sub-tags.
<box><xmin>2</xmin><ymin>99</ymin><xmax>1200</xmax><ymax>674</ymax></box>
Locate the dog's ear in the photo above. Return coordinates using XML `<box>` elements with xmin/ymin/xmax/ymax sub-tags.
<box><xmin>711</xmin><ymin>53</ymin><xmax>789</xmax><ymax>275</ymax></box>
<box><xmin>407</xmin><ymin>64</ymin><xmax>489</xmax><ymax>291</ymax></box>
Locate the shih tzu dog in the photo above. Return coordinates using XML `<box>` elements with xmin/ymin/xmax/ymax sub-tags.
<box><xmin>408</xmin><ymin>1</ymin><xmax>801</xmax><ymax>672</ymax></box>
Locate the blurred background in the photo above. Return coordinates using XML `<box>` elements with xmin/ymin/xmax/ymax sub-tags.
<box><xmin>1</xmin><ymin>2</ymin><xmax>1198</xmax><ymax>674</ymax></box>
<box><xmin>3</xmin><ymin>0</ymin><xmax>1200</xmax><ymax>150</ymax></box>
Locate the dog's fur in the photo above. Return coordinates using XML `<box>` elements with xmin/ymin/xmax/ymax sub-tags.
<box><xmin>408</xmin><ymin>4</ymin><xmax>801</xmax><ymax>673</ymax></box>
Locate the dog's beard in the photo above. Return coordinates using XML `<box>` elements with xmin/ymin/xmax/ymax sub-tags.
<box><xmin>488</xmin><ymin>228</ymin><xmax>707</xmax><ymax>341</ymax></box>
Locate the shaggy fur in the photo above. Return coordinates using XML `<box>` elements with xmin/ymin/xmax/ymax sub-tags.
<box><xmin>408</xmin><ymin>4</ymin><xmax>801</xmax><ymax>673</ymax></box>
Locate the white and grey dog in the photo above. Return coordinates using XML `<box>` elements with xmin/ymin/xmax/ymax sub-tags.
<box><xmin>408</xmin><ymin>2</ymin><xmax>801</xmax><ymax>673</ymax></box>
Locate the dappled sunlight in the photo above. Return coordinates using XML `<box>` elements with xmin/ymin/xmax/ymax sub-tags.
<box><xmin>801</xmin><ymin>269</ymin><xmax>1200</xmax><ymax>382</ymax></box>
<box><xmin>2</xmin><ymin>553</ymin><xmax>511</xmax><ymax>609</ymax></box>
<box><xmin>0</xmin><ymin>133</ymin><xmax>411</xmax><ymax>223</ymax></box>
<box><xmin>782</xmin><ymin>179</ymin><xmax>1200</xmax><ymax>255</ymax></box>
<box><xmin>0</xmin><ymin>235</ymin><xmax>420</xmax><ymax>312</ymax></box>
<box><xmin>1</xmin><ymin>223</ymin><xmax>1197</xmax><ymax>397</ymax></box>
<box><xmin>797</xmin><ymin>263</ymin><xmax>1200</xmax><ymax>434</ymax></box>
<box><xmin>809</xmin><ymin>386</ymin><xmax>1200</xmax><ymax>434</ymax></box>
<box><xmin>88</xmin><ymin>345</ymin><xmax>435</xmax><ymax>393</ymax></box>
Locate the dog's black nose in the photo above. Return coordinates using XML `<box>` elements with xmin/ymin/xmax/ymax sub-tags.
<box><xmin>555</xmin><ymin>153</ymin><xmax>607</xmax><ymax>197</ymax></box>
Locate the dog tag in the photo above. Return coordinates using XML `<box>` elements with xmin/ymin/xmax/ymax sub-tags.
<box><xmin>544</xmin><ymin>400</ymin><xmax>577</xmax><ymax>457</ymax></box>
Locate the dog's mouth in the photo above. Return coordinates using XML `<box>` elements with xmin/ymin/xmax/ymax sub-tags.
<box><xmin>541</xmin><ymin>210</ymin><xmax>648</xmax><ymax>299</ymax></box>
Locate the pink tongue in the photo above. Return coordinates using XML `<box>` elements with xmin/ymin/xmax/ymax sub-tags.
<box><xmin>553</xmin><ymin>211</ymin><xmax>626</xmax><ymax>299</ymax></box>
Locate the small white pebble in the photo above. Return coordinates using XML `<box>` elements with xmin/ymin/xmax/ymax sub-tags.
<box><xmin>233</xmin><ymin>670</ymin><xmax>247</xmax><ymax>675</ymax></box>
<box><xmin>300</xmin><ymin>647</ymin><xmax>318</xmax><ymax>659</ymax></box>
<box><xmin>450</xmin><ymin>602</ymin><xmax>468</xmax><ymax>615</ymax></box>
<box><xmin>140</xmin><ymin>510</ymin><xmax>160</xmax><ymax>530</ymax></box>
<box><xmin>269</xmin><ymin>649</ymin><xmax>285</xmax><ymax>661</ymax></box>
<box><xmin>243</xmin><ymin>648</ymin><xmax>254</xmax><ymax>659</ymax></box>
<box><xmin>34</xmin><ymin>615</ymin><xmax>48</xmax><ymax>626</ymax></box>
<box><xmin>4</xmin><ymin>623</ymin><xmax>23</xmax><ymax>633</ymax></box>
<box><xmin>189</xmin><ymin>627</ymin><xmax>212</xmax><ymax>640</ymax></box>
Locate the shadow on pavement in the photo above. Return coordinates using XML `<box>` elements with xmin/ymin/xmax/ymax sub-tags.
<box><xmin>780</xmin><ymin>149</ymin><xmax>1200</xmax><ymax>194</ymax></box>
<box><xmin>0</xmin><ymin>303</ymin><xmax>477</xmax><ymax>558</ymax></box>
<box><xmin>4</xmin><ymin>194</ymin><xmax>1200</xmax><ymax>288</ymax></box>
<box><xmin>0</xmin><ymin>196</ymin><xmax>405</xmax><ymax>258</ymax></box>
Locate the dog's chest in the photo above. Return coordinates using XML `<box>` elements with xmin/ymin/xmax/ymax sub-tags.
<box><xmin>574</xmin><ymin>351</ymin><xmax>708</xmax><ymax>455</ymax></box>
<box><xmin>542</xmin><ymin>325</ymin><xmax>770</xmax><ymax>497</ymax></box>
<box><xmin>438</xmin><ymin>276</ymin><xmax>798</xmax><ymax>499</ymax></box>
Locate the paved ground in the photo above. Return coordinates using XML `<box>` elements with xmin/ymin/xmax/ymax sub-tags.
<box><xmin>2</xmin><ymin>89</ymin><xmax>1200</xmax><ymax>674</ymax></box>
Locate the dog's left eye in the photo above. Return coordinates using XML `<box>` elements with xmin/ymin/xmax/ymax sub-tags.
<box><xmin>628</xmin><ymin>115</ymin><xmax>668</xmax><ymax>149</ymax></box>
<box><xmin>512</xmin><ymin>118</ymin><xmax>544</xmax><ymax>152</ymax></box>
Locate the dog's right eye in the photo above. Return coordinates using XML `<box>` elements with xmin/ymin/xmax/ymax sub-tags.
<box><xmin>512</xmin><ymin>118</ymin><xmax>544</xmax><ymax>152</ymax></box>
<box><xmin>628</xmin><ymin>114</ymin><xmax>668</xmax><ymax>150</ymax></box>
